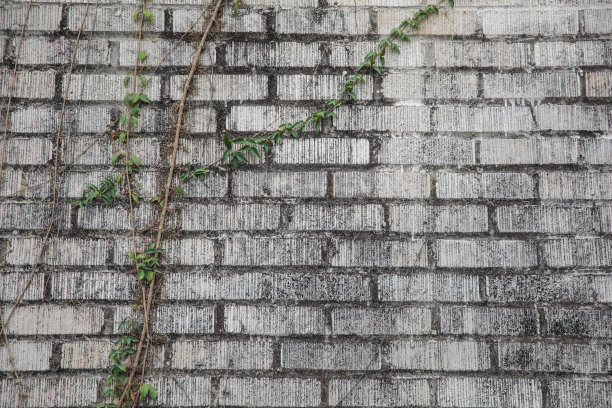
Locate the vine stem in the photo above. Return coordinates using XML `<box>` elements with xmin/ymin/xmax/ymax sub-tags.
<box><xmin>116</xmin><ymin>0</ymin><xmax>225</xmax><ymax>405</ymax></box>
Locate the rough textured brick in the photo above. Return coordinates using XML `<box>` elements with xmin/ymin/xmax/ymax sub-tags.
<box><xmin>330</xmin><ymin>41</ymin><xmax>426</xmax><ymax>68</ymax></box>
<box><xmin>0</xmin><ymin>202</ymin><xmax>69</xmax><ymax>230</ymax></box>
<box><xmin>0</xmin><ymin>272</ymin><xmax>44</xmax><ymax>301</ymax></box>
<box><xmin>233</xmin><ymin>171</ymin><xmax>326</xmax><ymax>197</ymax></box>
<box><xmin>78</xmin><ymin>204</ymin><xmax>156</xmax><ymax>230</ymax></box>
<box><xmin>546</xmin><ymin>308</ymin><xmax>612</xmax><ymax>338</ymax></box>
<box><xmin>379</xmin><ymin>137</ymin><xmax>474</xmax><ymax>165</ymax></box>
<box><xmin>378</xmin><ymin>9</ymin><xmax>478</xmax><ymax>35</ymax></box>
<box><xmin>539</xmin><ymin>172</ymin><xmax>612</xmax><ymax>199</ymax></box>
<box><xmin>171</xmin><ymin>74</ymin><xmax>267</xmax><ymax>101</ymax></box>
<box><xmin>336</xmin><ymin>106</ymin><xmax>430</xmax><ymax>131</ymax></box>
<box><xmin>586</xmin><ymin>71</ymin><xmax>612</xmax><ymax>97</ymax></box>
<box><xmin>441</xmin><ymin>306</ymin><xmax>539</xmax><ymax>336</ymax></box>
<box><xmin>65</xmin><ymin>74</ymin><xmax>161</xmax><ymax>101</ymax></box>
<box><xmin>434</xmin><ymin>41</ymin><xmax>531</xmax><ymax>68</ymax></box>
<box><xmin>543</xmin><ymin>238</ymin><xmax>612</xmax><ymax>267</ymax></box>
<box><xmin>437</xmin><ymin>239</ymin><xmax>537</xmax><ymax>269</ymax></box>
<box><xmin>18</xmin><ymin>38</ymin><xmax>111</xmax><ymax>65</ymax></box>
<box><xmin>328</xmin><ymin>378</ymin><xmax>431</xmax><ymax>407</ymax></box>
<box><xmin>536</xmin><ymin>105</ymin><xmax>611</xmax><ymax>131</ymax></box>
<box><xmin>0</xmin><ymin>69</ymin><xmax>55</xmax><ymax>99</ymax></box>
<box><xmin>173</xmin><ymin>9</ymin><xmax>265</xmax><ymax>32</ymax></box>
<box><xmin>282</xmin><ymin>342</ymin><xmax>380</xmax><ymax>370</ymax></box>
<box><xmin>227</xmin><ymin>42</ymin><xmax>321</xmax><ymax>67</ymax></box>
<box><xmin>228</xmin><ymin>106</ymin><xmax>314</xmax><ymax>131</ymax></box>
<box><xmin>389</xmin><ymin>340</ymin><xmax>490</xmax><ymax>371</ymax></box>
<box><xmin>172</xmin><ymin>340</ymin><xmax>273</xmax><ymax>370</ymax></box>
<box><xmin>274</xmin><ymin>138</ymin><xmax>369</xmax><ymax>164</ymax></box>
<box><xmin>7</xmin><ymin>237</ymin><xmax>109</xmax><ymax>266</ymax></box>
<box><xmin>333</xmin><ymin>171</ymin><xmax>430</xmax><ymax>199</ymax></box>
<box><xmin>150</xmin><ymin>377</ymin><xmax>211</xmax><ymax>407</ymax></box>
<box><xmin>378</xmin><ymin>273</ymin><xmax>481</xmax><ymax>302</ymax></box>
<box><xmin>484</xmin><ymin>71</ymin><xmax>580</xmax><ymax>99</ymax></box>
<box><xmin>0</xmin><ymin>341</ymin><xmax>51</xmax><ymax>372</ymax></box>
<box><xmin>0</xmin><ymin>378</ymin><xmax>98</xmax><ymax>408</ymax></box>
<box><xmin>437</xmin><ymin>172</ymin><xmax>535</xmax><ymax>199</ymax></box>
<box><xmin>63</xmin><ymin>169</ymin><xmax>156</xmax><ymax>199</ymax></box>
<box><xmin>495</xmin><ymin>205</ymin><xmax>598</xmax><ymax>233</ymax></box>
<box><xmin>182</xmin><ymin>204</ymin><xmax>280</xmax><ymax>230</ymax></box>
<box><xmin>10</xmin><ymin>106</ymin><xmax>111</xmax><ymax>134</ymax></box>
<box><xmin>549</xmin><ymin>380</ymin><xmax>612</xmax><ymax>408</ymax></box>
<box><xmin>482</xmin><ymin>9</ymin><xmax>578</xmax><ymax>36</ymax></box>
<box><xmin>535</xmin><ymin>40</ymin><xmax>612</xmax><ymax>67</ymax></box>
<box><xmin>154</xmin><ymin>305</ymin><xmax>215</xmax><ymax>334</ymax></box>
<box><xmin>438</xmin><ymin>378</ymin><xmax>542</xmax><ymax>408</ymax></box>
<box><xmin>332</xmin><ymin>239</ymin><xmax>427</xmax><ymax>267</ymax></box>
<box><xmin>2</xmin><ymin>136</ymin><xmax>52</xmax><ymax>164</ymax></box>
<box><xmin>224</xmin><ymin>237</ymin><xmax>322</xmax><ymax>266</ymax></box>
<box><xmin>500</xmin><ymin>342</ymin><xmax>612</xmax><ymax>373</ymax></box>
<box><xmin>278</xmin><ymin>74</ymin><xmax>373</xmax><ymax>100</ymax></box>
<box><xmin>593</xmin><ymin>275</ymin><xmax>612</xmax><ymax>303</ymax></box>
<box><xmin>52</xmin><ymin>271</ymin><xmax>135</xmax><ymax>300</ymax></box>
<box><xmin>114</xmin><ymin>237</ymin><xmax>214</xmax><ymax>265</ymax></box>
<box><xmin>0</xmin><ymin>168</ymin><xmax>51</xmax><ymax>199</ymax></box>
<box><xmin>276</xmin><ymin>9</ymin><xmax>370</xmax><ymax>35</ymax></box>
<box><xmin>486</xmin><ymin>274</ymin><xmax>591</xmax><ymax>303</ymax></box>
<box><xmin>289</xmin><ymin>204</ymin><xmax>384</xmax><ymax>231</ymax></box>
<box><xmin>332</xmin><ymin>307</ymin><xmax>432</xmax><ymax>335</ymax></box>
<box><xmin>181</xmin><ymin>173</ymin><xmax>227</xmax><ymax>197</ymax></box>
<box><xmin>383</xmin><ymin>72</ymin><xmax>478</xmax><ymax>100</ymax></box>
<box><xmin>480</xmin><ymin>138</ymin><xmax>578</xmax><ymax>165</ymax></box>
<box><xmin>218</xmin><ymin>378</ymin><xmax>321</xmax><ymax>407</ymax></box>
<box><xmin>63</xmin><ymin>137</ymin><xmax>158</xmax><ymax>166</ymax></box>
<box><xmin>61</xmin><ymin>340</ymin><xmax>112</xmax><ymax>369</ymax></box>
<box><xmin>582</xmin><ymin>138</ymin><xmax>612</xmax><ymax>165</ymax></box>
<box><xmin>225</xmin><ymin>305</ymin><xmax>325</xmax><ymax>336</ymax></box>
<box><xmin>584</xmin><ymin>9</ymin><xmax>612</xmax><ymax>34</ymax></box>
<box><xmin>3</xmin><ymin>306</ymin><xmax>104</xmax><ymax>335</ymax></box>
<box><xmin>69</xmin><ymin>5</ymin><xmax>164</xmax><ymax>32</ymax></box>
<box><xmin>389</xmin><ymin>204</ymin><xmax>487</xmax><ymax>233</ymax></box>
<box><xmin>120</xmin><ymin>39</ymin><xmax>215</xmax><ymax>67</ymax></box>
<box><xmin>0</xmin><ymin>5</ymin><xmax>62</xmax><ymax>31</ymax></box>
<box><xmin>435</xmin><ymin>106</ymin><xmax>535</xmax><ymax>132</ymax></box>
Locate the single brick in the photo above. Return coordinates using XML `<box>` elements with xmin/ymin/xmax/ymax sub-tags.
<box><xmin>336</xmin><ymin>106</ymin><xmax>430</xmax><ymax>131</ymax></box>
<box><xmin>173</xmin><ymin>8</ymin><xmax>265</xmax><ymax>32</ymax></box>
<box><xmin>271</xmin><ymin>272</ymin><xmax>370</xmax><ymax>302</ymax></box>
<box><xmin>437</xmin><ymin>239</ymin><xmax>537</xmax><ymax>269</ymax></box>
<box><xmin>549</xmin><ymin>380</ymin><xmax>612</xmax><ymax>408</ymax></box>
<box><xmin>78</xmin><ymin>204</ymin><xmax>156</xmax><ymax>230</ymax></box>
<box><xmin>0</xmin><ymin>378</ymin><xmax>98</xmax><ymax>408</ymax></box>
<box><xmin>0</xmin><ymin>341</ymin><xmax>51</xmax><ymax>372</ymax></box>
<box><xmin>233</xmin><ymin>171</ymin><xmax>326</xmax><ymax>197</ymax></box>
<box><xmin>218</xmin><ymin>378</ymin><xmax>321</xmax><ymax>407</ymax></box>
<box><xmin>18</xmin><ymin>38</ymin><xmax>111</xmax><ymax>65</ymax></box>
<box><xmin>0</xmin><ymin>5</ymin><xmax>62</xmax><ymax>31</ymax></box>
<box><xmin>581</xmin><ymin>138</ymin><xmax>612</xmax><ymax>165</ymax></box>
<box><xmin>482</xmin><ymin>9</ymin><xmax>578</xmax><ymax>36</ymax></box>
<box><xmin>120</xmin><ymin>39</ymin><xmax>215</xmax><ymax>66</ymax></box>
<box><xmin>389</xmin><ymin>204</ymin><xmax>488</xmax><ymax>233</ymax></box>
<box><xmin>383</xmin><ymin>72</ymin><xmax>478</xmax><ymax>100</ymax></box>
<box><xmin>378</xmin><ymin>273</ymin><xmax>481</xmax><ymax>302</ymax></box>
<box><xmin>389</xmin><ymin>340</ymin><xmax>490</xmax><ymax>371</ymax></box>
<box><xmin>63</xmin><ymin>137</ymin><xmax>159</xmax><ymax>166</ymax></box>
<box><xmin>163</xmin><ymin>271</ymin><xmax>266</xmax><ymax>300</ymax></box>
<box><xmin>64</xmin><ymin>74</ymin><xmax>161</xmax><ymax>101</ymax></box>
<box><xmin>437</xmin><ymin>172</ymin><xmax>535</xmax><ymax>199</ymax></box>
<box><xmin>441</xmin><ymin>306</ymin><xmax>539</xmax><ymax>336</ymax></box>
<box><xmin>223</xmin><ymin>237</ymin><xmax>323</xmax><ymax>266</ymax></box>
<box><xmin>378</xmin><ymin>9</ymin><xmax>478</xmax><ymax>35</ymax></box>
<box><xmin>535</xmin><ymin>40</ymin><xmax>612</xmax><ymax>67</ymax></box>
<box><xmin>438</xmin><ymin>378</ymin><xmax>542</xmax><ymax>408</ymax></box>
<box><xmin>150</xmin><ymin>377</ymin><xmax>211</xmax><ymax>407</ymax></box>
<box><xmin>7</xmin><ymin>237</ymin><xmax>109</xmax><ymax>266</ymax></box>
<box><xmin>539</xmin><ymin>172</ymin><xmax>612</xmax><ymax>199</ymax></box>
<box><xmin>434</xmin><ymin>41</ymin><xmax>531</xmax><ymax>68</ymax></box>
<box><xmin>593</xmin><ymin>275</ymin><xmax>612</xmax><ymax>303</ymax></box>
<box><xmin>330</xmin><ymin>41</ymin><xmax>426</xmax><ymax>68</ymax></box>
<box><xmin>536</xmin><ymin>105</ymin><xmax>611</xmax><ymax>131</ymax></box>
<box><xmin>584</xmin><ymin>9</ymin><xmax>612</xmax><ymax>34</ymax></box>
<box><xmin>586</xmin><ymin>71</ymin><xmax>612</xmax><ymax>98</ymax></box>
<box><xmin>379</xmin><ymin>137</ymin><xmax>474</xmax><ymax>165</ymax></box>
<box><xmin>3</xmin><ymin>305</ymin><xmax>104</xmax><ymax>335</ymax></box>
<box><xmin>484</xmin><ymin>71</ymin><xmax>580</xmax><ymax>99</ymax></box>
<box><xmin>282</xmin><ymin>341</ymin><xmax>381</xmax><ymax>371</ymax></box>
<box><xmin>332</xmin><ymin>307</ymin><xmax>432</xmax><ymax>335</ymax></box>
<box><xmin>543</xmin><ymin>238</ymin><xmax>612</xmax><ymax>267</ymax></box>
<box><xmin>0</xmin><ymin>168</ymin><xmax>51</xmax><ymax>199</ymax></box>
<box><xmin>0</xmin><ymin>69</ymin><xmax>55</xmax><ymax>99</ymax></box>
<box><xmin>277</xmin><ymin>74</ymin><xmax>373</xmax><ymax>100</ymax></box>
<box><xmin>435</xmin><ymin>106</ymin><xmax>535</xmax><ymax>132</ymax></box>
<box><xmin>170</xmin><ymin>74</ymin><xmax>267</xmax><ymax>101</ymax></box>
<box><xmin>228</xmin><ymin>106</ymin><xmax>314</xmax><ymax>131</ymax></box>
<box><xmin>68</xmin><ymin>5</ymin><xmax>164</xmax><ymax>32</ymax></box>
<box><xmin>0</xmin><ymin>272</ymin><xmax>44</xmax><ymax>301</ymax></box>
<box><xmin>480</xmin><ymin>138</ymin><xmax>578</xmax><ymax>165</ymax></box>
<box><xmin>276</xmin><ymin>9</ymin><xmax>370</xmax><ymax>35</ymax></box>
<box><xmin>333</xmin><ymin>171</ymin><xmax>430</xmax><ymax>199</ymax></box>
<box><xmin>500</xmin><ymin>342</ymin><xmax>612</xmax><ymax>374</ymax></box>
<box><xmin>495</xmin><ymin>205</ymin><xmax>598</xmax><ymax>234</ymax></box>
<box><xmin>488</xmin><ymin>274</ymin><xmax>592</xmax><ymax>303</ymax></box>
<box><xmin>289</xmin><ymin>204</ymin><xmax>384</xmax><ymax>231</ymax></box>
<box><xmin>182</xmin><ymin>173</ymin><xmax>227</xmax><ymax>197</ymax></box>
<box><xmin>274</xmin><ymin>138</ymin><xmax>370</xmax><ymax>164</ymax></box>
<box><xmin>332</xmin><ymin>239</ymin><xmax>427</xmax><ymax>267</ymax></box>
<box><xmin>182</xmin><ymin>204</ymin><xmax>280</xmax><ymax>230</ymax></box>
<box><xmin>52</xmin><ymin>271</ymin><xmax>135</xmax><ymax>300</ymax></box>
<box><xmin>62</xmin><ymin>169</ymin><xmax>156</xmax><ymax>198</ymax></box>
<box><xmin>0</xmin><ymin>202</ymin><xmax>69</xmax><ymax>230</ymax></box>
<box><xmin>172</xmin><ymin>340</ymin><xmax>273</xmax><ymax>370</ymax></box>
<box><xmin>546</xmin><ymin>308</ymin><xmax>612</xmax><ymax>338</ymax></box>
<box><xmin>329</xmin><ymin>378</ymin><xmax>431</xmax><ymax>407</ymax></box>
<box><xmin>225</xmin><ymin>305</ymin><xmax>325</xmax><ymax>336</ymax></box>
<box><xmin>61</xmin><ymin>340</ymin><xmax>111</xmax><ymax>369</ymax></box>
<box><xmin>114</xmin><ymin>237</ymin><xmax>214</xmax><ymax>265</ymax></box>
<box><xmin>227</xmin><ymin>42</ymin><xmax>321</xmax><ymax>67</ymax></box>
<box><xmin>154</xmin><ymin>305</ymin><xmax>214</xmax><ymax>334</ymax></box>
<box><xmin>10</xmin><ymin>106</ymin><xmax>111</xmax><ymax>134</ymax></box>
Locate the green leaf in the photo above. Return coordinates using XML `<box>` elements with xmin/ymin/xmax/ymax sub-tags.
<box><xmin>139</xmin><ymin>74</ymin><xmax>147</xmax><ymax>87</ymax></box>
<box><xmin>123</xmin><ymin>75</ymin><xmax>130</xmax><ymax>87</ymax></box>
<box><xmin>221</xmin><ymin>148</ymin><xmax>231</xmax><ymax>164</ymax></box>
<box><xmin>448</xmin><ymin>0</ymin><xmax>454</xmax><ymax>7</ymax></box>
<box><xmin>119</xmin><ymin>133</ymin><xmax>126</xmax><ymax>144</ymax></box>
<box><xmin>133</xmin><ymin>11</ymin><xmax>140</xmax><ymax>22</ymax></box>
<box><xmin>112</xmin><ymin>152</ymin><xmax>123</xmax><ymax>164</ymax></box>
<box><xmin>235</xmin><ymin>152</ymin><xmax>248</xmax><ymax>163</ymax></box>
<box><xmin>372</xmin><ymin>65</ymin><xmax>382</xmax><ymax>75</ymax></box>
<box><xmin>131</xmin><ymin>193</ymin><xmax>139</xmax><ymax>203</ymax></box>
<box><xmin>131</xmin><ymin>116</ymin><xmax>138</xmax><ymax>128</ymax></box>
<box><xmin>138</xmin><ymin>50</ymin><xmax>147</xmax><ymax>63</ymax></box>
<box><xmin>143</xmin><ymin>9</ymin><xmax>154</xmax><ymax>22</ymax></box>
<box><xmin>140</xmin><ymin>93</ymin><xmax>150</xmax><ymax>104</ymax></box>
<box><xmin>131</xmin><ymin>93</ymin><xmax>140</xmax><ymax>104</ymax></box>
<box><xmin>130</xmin><ymin>155</ymin><xmax>140</xmax><ymax>166</ymax></box>
<box><xmin>222</xmin><ymin>134</ymin><xmax>232</xmax><ymax>149</ymax></box>
<box><xmin>291</xmin><ymin>130</ymin><xmax>299</xmax><ymax>139</ymax></box>
<box><xmin>120</xmin><ymin>114</ymin><xmax>127</xmax><ymax>127</ymax></box>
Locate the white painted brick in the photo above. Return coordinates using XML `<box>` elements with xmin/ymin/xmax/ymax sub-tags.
<box><xmin>62</xmin><ymin>169</ymin><xmax>156</xmax><ymax>198</ymax></box>
<box><xmin>233</xmin><ymin>171</ymin><xmax>326</xmax><ymax>197</ymax></box>
<box><xmin>550</xmin><ymin>380</ymin><xmax>612</xmax><ymax>408</ymax></box>
<box><xmin>223</xmin><ymin>237</ymin><xmax>323</xmax><ymax>266</ymax></box>
<box><xmin>438</xmin><ymin>378</ymin><xmax>542</xmax><ymax>408</ymax></box>
<box><xmin>7</xmin><ymin>237</ymin><xmax>109</xmax><ymax>266</ymax></box>
<box><xmin>434</xmin><ymin>41</ymin><xmax>531</xmax><ymax>68</ymax></box>
<box><xmin>63</xmin><ymin>137</ymin><xmax>159</xmax><ymax>166</ymax></box>
<box><xmin>329</xmin><ymin>378</ymin><xmax>431</xmax><ymax>407</ymax></box>
<box><xmin>61</xmin><ymin>340</ymin><xmax>111</xmax><ymax>369</ymax></box>
<box><xmin>228</xmin><ymin>106</ymin><xmax>314</xmax><ymax>131</ymax></box>
<box><xmin>486</xmin><ymin>274</ymin><xmax>591</xmax><ymax>303</ymax></box>
<box><xmin>586</xmin><ymin>71</ymin><xmax>612</xmax><ymax>97</ymax></box>
<box><xmin>336</xmin><ymin>106</ymin><xmax>430</xmax><ymax>131</ymax></box>
<box><xmin>0</xmin><ymin>202</ymin><xmax>69</xmax><ymax>230</ymax></box>
<box><xmin>68</xmin><ymin>5</ymin><xmax>164</xmax><ymax>32</ymax></box>
<box><xmin>0</xmin><ymin>272</ymin><xmax>44</xmax><ymax>301</ymax></box>
<box><xmin>65</xmin><ymin>74</ymin><xmax>161</xmax><ymax>101</ymax></box>
<box><xmin>154</xmin><ymin>305</ymin><xmax>215</xmax><ymax>334</ymax></box>
<box><xmin>332</xmin><ymin>239</ymin><xmax>427</xmax><ymax>267</ymax></box>
<box><xmin>546</xmin><ymin>308</ymin><xmax>612</xmax><ymax>338</ymax></box>
<box><xmin>18</xmin><ymin>38</ymin><xmax>111</xmax><ymax>65</ymax></box>
<box><xmin>272</xmin><ymin>272</ymin><xmax>370</xmax><ymax>302</ymax></box>
<box><xmin>289</xmin><ymin>204</ymin><xmax>384</xmax><ymax>231</ymax></box>
<box><xmin>182</xmin><ymin>107</ymin><xmax>217</xmax><ymax>133</ymax></box>
<box><xmin>182</xmin><ymin>204</ymin><xmax>279</xmax><ymax>230</ymax></box>
<box><xmin>441</xmin><ymin>306</ymin><xmax>539</xmax><ymax>336</ymax></box>
<box><xmin>480</xmin><ymin>138</ymin><xmax>578</xmax><ymax>165</ymax></box>
<box><xmin>0</xmin><ymin>168</ymin><xmax>51</xmax><ymax>199</ymax></box>
<box><xmin>332</xmin><ymin>307</ymin><xmax>432</xmax><ymax>335</ymax></box>
<box><xmin>484</xmin><ymin>71</ymin><xmax>580</xmax><ymax>99</ymax></box>
<box><xmin>0</xmin><ymin>5</ymin><xmax>62</xmax><ymax>31</ymax></box>
<box><xmin>593</xmin><ymin>275</ymin><xmax>612</xmax><ymax>303</ymax></box>
<box><xmin>584</xmin><ymin>9</ymin><xmax>612</xmax><ymax>34</ymax></box>
<box><xmin>275</xmin><ymin>138</ymin><xmax>369</xmax><ymax>164</ymax></box>
<box><xmin>500</xmin><ymin>342</ymin><xmax>612</xmax><ymax>374</ymax></box>
<box><xmin>482</xmin><ymin>9</ymin><xmax>578</xmax><ymax>36</ymax></box>
<box><xmin>435</xmin><ymin>106</ymin><xmax>535</xmax><ymax>132</ymax></box>
<box><xmin>278</xmin><ymin>74</ymin><xmax>373</xmax><ymax>100</ymax></box>
<box><xmin>333</xmin><ymin>171</ymin><xmax>430</xmax><ymax>199</ymax></box>
<box><xmin>535</xmin><ymin>40</ymin><xmax>612</xmax><ymax>67</ymax></box>
<box><xmin>52</xmin><ymin>271</ymin><xmax>135</xmax><ymax>300</ymax></box>
<box><xmin>181</xmin><ymin>173</ymin><xmax>227</xmax><ymax>197</ymax></box>
<box><xmin>390</xmin><ymin>204</ymin><xmax>487</xmax><ymax>233</ymax></box>
<box><xmin>496</xmin><ymin>205</ymin><xmax>598</xmax><ymax>234</ymax></box>
<box><xmin>227</xmin><ymin>42</ymin><xmax>321</xmax><ymax>67</ymax></box>
<box><xmin>539</xmin><ymin>172</ymin><xmax>612</xmax><ymax>199</ymax></box>
<box><xmin>3</xmin><ymin>305</ymin><xmax>104</xmax><ymax>335</ymax></box>
<box><xmin>225</xmin><ymin>305</ymin><xmax>325</xmax><ymax>336</ymax></box>
<box><xmin>150</xmin><ymin>377</ymin><xmax>211</xmax><ymax>407</ymax></box>
<box><xmin>0</xmin><ymin>378</ymin><xmax>98</xmax><ymax>408</ymax></box>
<box><xmin>383</xmin><ymin>72</ymin><xmax>478</xmax><ymax>100</ymax></box>
<box><xmin>437</xmin><ymin>172</ymin><xmax>535</xmax><ymax>199</ymax></box>
<box><xmin>113</xmin><ymin>237</ymin><xmax>214</xmax><ymax>265</ymax></box>
<box><xmin>437</xmin><ymin>239</ymin><xmax>537</xmax><ymax>269</ymax></box>
<box><xmin>218</xmin><ymin>378</ymin><xmax>321</xmax><ymax>407</ymax></box>
<box><xmin>543</xmin><ymin>238</ymin><xmax>612</xmax><ymax>268</ymax></box>
<box><xmin>582</xmin><ymin>138</ymin><xmax>612</xmax><ymax>164</ymax></box>
<box><xmin>78</xmin><ymin>204</ymin><xmax>156</xmax><ymax>230</ymax></box>
<box><xmin>536</xmin><ymin>105</ymin><xmax>611</xmax><ymax>131</ymax></box>
<box><xmin>163</xmin><ymin>271</ymin><xmax>266</xmax><ymax>300</ymax></box>
<box><xmin>276</xmin><ymin>9</ymin><xmax>370</xmax><ymax>35</ymax></box>
<box><xmin>172</xmin><ymin>340</ymin><xmax>273</xmax><ymax>370</ymax></box>
<box><xmin>0</xmin><ymin>341</ymin><xmax>51</xmax><ymax>371</ymax></box>
<box><xmin>10</xmin><ymin>106</ymin><xmax>111</xmax><ymax>134</ymax></box>
<box><xmin>378</xmin><ymin>9</ymin><xmax>478</xmax><ymax>35</ymax></box>
<box><xmin>330</xmin><ymin>41</ymin><xmax>426</xmax><ymax>68</ymax></box>
<box><xmin>389</xmin><ymin>340</ymin><xmax>490</xmax><ymax>371</ymax></box>
<box><xmin>0</xmin><ymin>69</ymin><xmax>55</xmax><ymax>99</ymax></box>
<box><xmin>378</xmin><ymin>273</ymin><xmax>481</xmax><ymax>302</ymax></box>
<box><xmin>379</xmin><ymin>137</ymin><xmax>474</xmax><ymax>165</ymax></box>
<box><xmin>170</xmin><ymin>74</ymin><xmax>267</xmax><ymax>101</ymax></box>
<box><xmin>173</xmin><ymin>8</ymin><xmax>265</xmax><ymax>32</ymax></box>
<box><xmin>120</xmin><ymin>39</ymin><xmax>215</xmax><ymax>66</ymax></box>
<box><xmin>282</xmin><ymin>342</ymin><xmax>380</xmax><ymax>370</ymax></box>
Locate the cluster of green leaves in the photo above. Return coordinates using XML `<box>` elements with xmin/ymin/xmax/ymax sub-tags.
<box><xmin>73</xmin><ymin>174</ymin><xmax>121</xmax><ymax>208</ymax></box>
<box><xmin>128</xmin><ymin>243</ymin><xmax>165</xmax><ymax>282</ymax></box>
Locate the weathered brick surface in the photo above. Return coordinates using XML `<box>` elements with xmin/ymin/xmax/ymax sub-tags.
<box><xmin>2</xmin><ymin>1</ymin><xmax>611</xmax><ymax>407</ymax></box>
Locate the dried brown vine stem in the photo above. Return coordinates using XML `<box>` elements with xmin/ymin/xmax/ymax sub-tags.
<box><xmin>116</xmin><ymin>0</ymin><xmax>225</xmax><ymax>405</ymax></box>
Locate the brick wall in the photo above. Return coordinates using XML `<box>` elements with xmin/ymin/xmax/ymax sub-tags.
<box><xmin>1</xmin><ymin>0</ymin><xmax>612</xmax><ymax>407</ymax></box>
